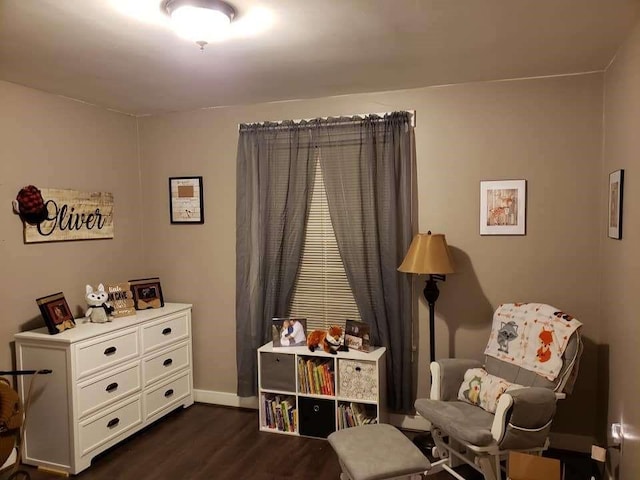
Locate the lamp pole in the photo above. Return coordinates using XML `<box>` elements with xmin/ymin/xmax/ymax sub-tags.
<box><xmin>423</xmin><ymin>274</ymin><xmax>445</xmax><ymax>363</ymax></box>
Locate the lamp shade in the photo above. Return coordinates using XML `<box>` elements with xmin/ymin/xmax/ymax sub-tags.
<box><xmin>398</xmin><ymin>233</ymin><xmax>455</xmax><ymax>275</ymax></box>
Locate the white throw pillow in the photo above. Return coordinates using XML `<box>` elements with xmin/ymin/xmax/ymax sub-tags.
<box><xmin>457</xmin><ymin>368</ymin><xmax>523</xmax><ymax>414</ymax></box>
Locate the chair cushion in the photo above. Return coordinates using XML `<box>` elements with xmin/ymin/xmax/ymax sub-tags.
<box><xmin>415</xmin><ymin>398</ymin><xmax>495</xmax><ymax>446</ymax></box>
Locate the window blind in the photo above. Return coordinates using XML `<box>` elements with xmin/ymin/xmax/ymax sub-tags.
<box><xmin>288</xmin><ymin>153</ymin><xmax>362</xmax><ymax>332</ymax></box>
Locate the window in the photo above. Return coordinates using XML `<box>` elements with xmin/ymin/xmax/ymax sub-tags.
<box><xmin>288</xmin><ymin>152</ymin><xmax>361</xmax><ymax>332</ymax></box>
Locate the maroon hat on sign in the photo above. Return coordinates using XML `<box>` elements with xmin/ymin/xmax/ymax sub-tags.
<box><xmin>16</xmin><ymin>185</ymin><xmax>48</xmax><ymax>224</ymax></box>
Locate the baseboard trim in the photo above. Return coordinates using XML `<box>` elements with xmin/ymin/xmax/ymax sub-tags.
<box><xmin>193</xmin><ymin>389</ymin><xmax>592</xmax><ymax>453</ymax></box>
<box><xmin>194</xmin><ymin>389</ymin><xmax>259</xmax><ymax>409</ymax></box>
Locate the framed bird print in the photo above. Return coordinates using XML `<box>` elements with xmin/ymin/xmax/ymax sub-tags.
<box><xmin>169</xmin><ymin>176</ymin><xmax>204</xmax><ymax>224</ymax></box>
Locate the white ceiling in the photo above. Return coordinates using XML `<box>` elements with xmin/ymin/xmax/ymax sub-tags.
<box><xmin>1</xmin><ymin>0</ymin><xmax>639</xmax><ymax>116</ymax></box>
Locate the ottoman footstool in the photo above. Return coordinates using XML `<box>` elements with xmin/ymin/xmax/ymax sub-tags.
<box><xmin>328</xmin><ymin>424</ymin><xmax>431</xmax><ymax>480</ymax></box>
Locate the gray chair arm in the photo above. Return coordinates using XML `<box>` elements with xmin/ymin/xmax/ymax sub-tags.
<box><xmin>492</xmin><ymin>387</ymin><xmax>557</xmax><ymax>449</ymax></box>
<box><xmin>430</xmin><ymin>358</ymin><xmax>483</xmax><ymax>401</ymax></box>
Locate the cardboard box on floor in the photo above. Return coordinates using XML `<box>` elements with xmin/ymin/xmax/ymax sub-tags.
<box><xmin>508</xmin><ymin>452</ymin><xmax>561</xmax><ymax>480</ymax></box>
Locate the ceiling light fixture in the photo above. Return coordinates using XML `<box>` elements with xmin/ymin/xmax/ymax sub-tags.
<box><xmin>162</xmin><ymin>0</ymin><xmax>236</xmax><ymax>50</ymax></box>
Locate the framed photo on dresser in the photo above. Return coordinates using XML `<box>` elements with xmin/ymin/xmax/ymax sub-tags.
<box><xmin>129</xmin><ymin>277</ymin><xmax>164</xmax><ymax>310</ymax></box>
<box><xmin>36</xmin><ymin>292</ymin><xmax>75</xmax><ymax>334</ymax></box>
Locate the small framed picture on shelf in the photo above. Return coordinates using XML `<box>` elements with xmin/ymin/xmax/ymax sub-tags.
<box><xmin>608</xmin><ymin>169</ymin><xmax>624</xmax><ymax>239</ymax></box>
<box><xmin>169</xmin><ymin>176</ymin><xmax>204</xmax><ymax>224</ymax></box>
<box><xmin>272</xmin><ymin>318</ymin><xmax>307</xmax><ymax>347</ymax></box>
<box><xmin>36</xmin><ymin>292</ymin><xmax>75</xmax><ymax>335</ymax></box>
<box><xmin>344</xmin><ymin>319</ymin><xmax>372</xmax><ymax>352</ymax></box>
<box><xmin>129</xmin><ymin>277</ymin><xmax>164</xmax><ymax>310</ymax></box>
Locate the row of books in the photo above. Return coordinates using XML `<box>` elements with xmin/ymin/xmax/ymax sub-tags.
<box><xmin>262</xmin><ymin>395</ymin><xmax>297</xmax><ymax>432</ymax></box>
<box><xmin>298</xmin><ymin>358</ymin><xmax>334</xmax><ymax>396</ymax></box>
<box><xmin>337</xmin><ymin>402</ymin><xmax>377</xmax><ymax>429</ymax></box>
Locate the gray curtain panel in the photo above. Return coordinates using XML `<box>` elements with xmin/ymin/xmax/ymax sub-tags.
<box><xmin>236</xmin><ymin>114</ymin><xmax>414</xmax><ymax>411</ymax></box>
<box><xmin>317</xmin><ymin>113</ymin><xmax>414</xmax><ymax>412</ymax></box>
<box><xmin>236</xmin><ymin>122</ymin><xmax>316</xmax><ymax>397</ymax></box>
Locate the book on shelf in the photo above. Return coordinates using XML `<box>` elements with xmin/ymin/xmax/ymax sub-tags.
<box><xmin>298</xmin><ymin>358</ymin><xmax>334</xmax><ymax>395</ymax></box>
<box><xmin>272</xmin><ymin>317</ymin><xmax>307</xmax><ymax>348</ymax></box>
<box><xmin>262</xmin><ymin>394</ymin><xmax>296</xmax><ymax>432</ymax></box>
<box><xmin>344</xmin><ymin>319</ymin><xmax>372</xmax><ymax>352</ymax></box>
<box><xmin>337</xmin><ymin>403</ymin><xmax>377</xmax><ymax>428</ymax></box>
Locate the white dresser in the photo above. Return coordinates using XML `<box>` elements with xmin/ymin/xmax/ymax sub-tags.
<box><xmin>15</xmin><ymin>303</ymin><xmax>194</xmax><ymax>474</ymax></box>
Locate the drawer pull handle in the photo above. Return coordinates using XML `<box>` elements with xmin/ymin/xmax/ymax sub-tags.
<box><xmin>105</xmin><ymin>382</ymin><xmax>119</xmax><ymax>392</ymax></box>
<box><xmin>162</xmin><ymin>327</ymin><xmax>172</xmax><ymax>335</ymax></box>
<box><xmin>355</xmin><ymin>366</ymin><xmax>362</xmax><ymax>372</ymax></box>
<box><xmin>313</xmin><ymin>405</ymin><xmax>320</xmax><ymax>413</ymax></box>
<box><xmin>107</xmin><ymin>418</ymin><xmax>120</xmax><ymax>428</ymax></box>
<box><xmin>104</xmin><ymin>346</ymin><xmax>117</xmax><ymax>356</ymax></box>
<box><xmin>163</xmin><ymin>358</ymin><xmax>173</xmax><ymax>367</ymax></box>
<box><xmin>164</xmin><ymin>389</ymin><xmax>174</xmax><ymax>398</ymax></box>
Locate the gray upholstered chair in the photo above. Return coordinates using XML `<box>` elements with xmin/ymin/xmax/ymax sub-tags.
<box><xmin>415</xmin><ymin>303</ymin><xmax>583</xmax><ymax>480</ymax></box>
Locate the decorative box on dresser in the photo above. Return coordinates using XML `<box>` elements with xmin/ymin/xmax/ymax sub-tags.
<box><xmin>258</xmin><ymin>342</ymin><xmax>386</xmax><ymax>439</ymax></box>
<box><xmin>14</xmin><ymin>303</ymin><xmax>194</xmax><ymax>475</ymax></box>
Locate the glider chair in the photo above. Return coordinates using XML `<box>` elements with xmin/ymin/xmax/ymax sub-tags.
<box><xmin>415</xmin><ymin>303</ymin><xmax>583</xmax><ymax>480</ymax></box>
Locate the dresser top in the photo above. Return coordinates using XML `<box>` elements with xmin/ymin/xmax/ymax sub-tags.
<box><xmin>15</xmin><ymin>303</ymin><xmax>192</xmax><ymax>344</ymax></box>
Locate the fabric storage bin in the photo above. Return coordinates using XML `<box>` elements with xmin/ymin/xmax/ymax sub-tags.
<box><xmin>338</xmin><ymin>359</ymin><xmax>377</xmax><ymax>401</ymax></box>
<box><xmin>260</xmin><ymin>352</ymin><xmax>296</xmax><ymax>392</ymax></box>
<box><xmin>298</xmin><ymin>396</ymin><xmax>335</xmax><ymax>438</ymax></box>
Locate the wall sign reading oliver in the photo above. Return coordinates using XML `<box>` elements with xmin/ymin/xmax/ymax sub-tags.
<box><xmin>23</xmin><ymin>189</ymin><xmax>114</xmax><ymax>243</ymax></box>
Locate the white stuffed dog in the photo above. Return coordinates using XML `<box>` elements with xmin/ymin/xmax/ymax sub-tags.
<box><xmin>85</xmin><ymin>284</ymin><xmax>114</xmax><ymax>323</ymax></box>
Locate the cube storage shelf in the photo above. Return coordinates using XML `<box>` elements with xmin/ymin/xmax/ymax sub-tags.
<box><xmin>258</xmin><ymin>341</ymin><xmax>386</xmax><ymax>438</ymax></box>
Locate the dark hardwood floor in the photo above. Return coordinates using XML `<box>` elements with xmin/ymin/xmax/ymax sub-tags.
<box><xmin>1</xmin><ymin>404</ymin><xmax>589</xmax><ymax>480</ymax></box>
<box><xmin>4</xmin><ymin>404</ymin><xmax>345</xmax><ymax>480</ymax></box>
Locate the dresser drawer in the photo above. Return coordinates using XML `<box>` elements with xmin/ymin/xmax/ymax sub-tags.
<box><xmin>77</xmin><ymin>362</ymin><xmax>141</xmax><ymax>418</ymax></box>
<box><xmin>76</xmin><ymin>329</ymin><xmax>139</xmax><ymax>380</ymax></box>
<box><xmin>79</xmin><ymin>396</ymin><xmax>142</xmax><ymax>456</ymax></box>
<box><xmin>144</xmin><ymin>371</ymin><xmax>191</xmax><ymax>420</ymax></box>
<box><xmin>337</xmin><ymin>359</ymin><xmax>377</xmax><ymax>401</ymax></box>
<box><xmin>142</xmin><ymin>342</ymin><xmax>190</xmax><ymax>386</ymax></box>
<box><xmin>141</xmin><ymin>313</ymin><xmax>189</xmax><ymax>354</ymax></box>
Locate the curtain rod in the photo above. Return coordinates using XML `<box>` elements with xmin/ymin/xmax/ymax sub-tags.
<box><xmin>238</xmin><ymin>110</ymin><xmax>416</xmax><ymax>131</ymax></box>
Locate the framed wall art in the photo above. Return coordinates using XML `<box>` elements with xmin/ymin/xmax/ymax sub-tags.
<box><xmin>36</xmin><ymin>292</ymin><xmax>75</xmax><ymax>334</ymax></box>
<box><xmin>129</xmin><ymin>277</ymin><xmax>165</xmax><ymax>310</ymax></box>
<box><xmin>169</xmin><ymin>176</ymin><xmax>204</xmax><ymax>224</ymax></box>
<box><xmin>480</xmin><ymin>179</ymin><xmax>526</xmax><ymax>235</ymax></box>
<box><xmin>608</xmin><ymin>169</ymin><xmax>624</xmax><ymax>240</ymax></box>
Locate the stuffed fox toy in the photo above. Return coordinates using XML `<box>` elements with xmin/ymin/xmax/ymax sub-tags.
<box><xmin>307</xmin><ymin>325</ymin><xmax>346</xmax><ymax>354</ymax></box>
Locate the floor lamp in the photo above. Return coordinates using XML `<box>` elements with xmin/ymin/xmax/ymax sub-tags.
<box><xmin>398</xmin><ymin>231</ymin><xmax>455</xmax><ymax>455</ymax></box>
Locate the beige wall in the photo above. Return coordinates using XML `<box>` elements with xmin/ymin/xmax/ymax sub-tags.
<box><xmin>0</xmin><ymin>80</ymin><xmax>145</xmax><ymax>369</ymax></box>
<box><xmin>602</xmin><ymin>19</ymin><xmax>640</xmax><ymax>476</ymax></box>
<box><xmin>138</xmin><ymin>73</ymin><xmax>604</xmax><ymax>441</ymax></box>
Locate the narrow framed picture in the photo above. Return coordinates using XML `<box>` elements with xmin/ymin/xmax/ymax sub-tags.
<box><xmin>608</xmin><ymin>169</ymin><xmax>624</xmax><ymax>239</ymax></box>
<box><xmin>129</xmin><ymin>277</ymin><xmax>165</xmax><ymax>310</ymax></box>
<box><xmin>36</xmin><ymin>292</ymin><xmax>75</xmax><ymax>335</ymax></box>
<box><xmin>480</xmin><ymin>179</ymin><xmax>526</xmax><ymax>235</ymax></box>
<box><xmin>169</xmin><ymin>176</ymin><xmax>204</xmax><ymax>224</ymax></box>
